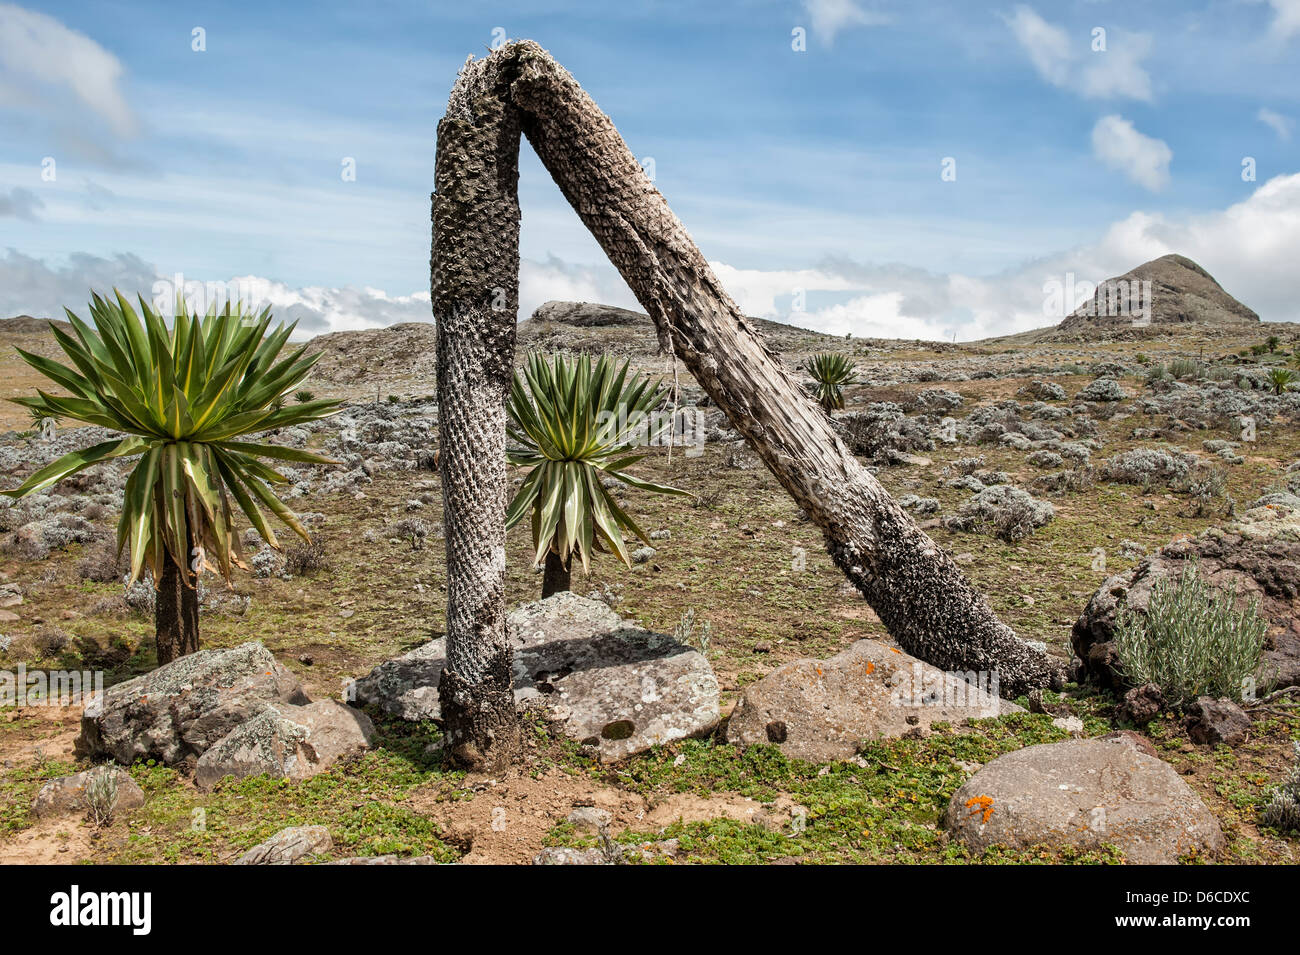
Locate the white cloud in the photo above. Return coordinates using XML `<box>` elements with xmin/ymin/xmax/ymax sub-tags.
<box><xmin>7</xmin><ymin>174</ymin><xmax>1299</xmax><ymax>342</ymax></box>
<box><xmin>1258</xmin><ymin>106</ymin><xmax>1293</xmax><ymax>140</ymax></box>
<box><xmin>1005</xmin><ymin>5</ymin><xmax>1153</xmax><ymax>101</ymax></box>
<box><xmin>1261</xmin><ymin>0</ymin><xmax>1300</xmax><ymax>40</ymax></box>
<box><xmin>802</xmin><ymin>0</ymin><xmax>891</xmax><ymax>46</ymax></box>
<box><xmin>708</xmin><ymin>173</ymin><xmax>1300</xmax><ymax>338</ymax></box>
<box><xmin>0</xmin><ymin>3</ymin><xmax>137</xmax><ymax>136</ymax></box>
<box><xmin>1091</xmin><ymin>114</ymin><xmax>1172</xmax><ymax>191</ymax></box>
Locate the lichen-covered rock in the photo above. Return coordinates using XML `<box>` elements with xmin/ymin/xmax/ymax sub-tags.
<box><xmin>353</xmin><ymin>592</ymin><xmax>720</xmax><ymax>761</ymax></box>
<box><xmin>726</xmin><ymin>639</ymin><xmax>1022</xmax><ymax>763</ymax></box>
<box><xmin>234</xmin><ymin>825</ymin><xmax>333</xmax><ymax>864</ymax></box>
<box><xmin>194</xmin><ymin>700</ymin><xmax>374</xmax><ymax>789</ymax></box>
<box><xmin>31</xmin><ymin>766</ymin><xmax>145</xmax><ymax>818</ymax></box>
<box><xmin>76</xmin><ymin>641</ymin><xmax>309</xmax><ymax>766</ymax></box>
<box><xmin>1073</xmin><ymin>494</ymin><xmax>1300</xmax><ymax>689</ymax></box>
<box><xmin>946</xmin><ymin>737</ymin><xmax>1225</xmax><ymax>863</ymax></box>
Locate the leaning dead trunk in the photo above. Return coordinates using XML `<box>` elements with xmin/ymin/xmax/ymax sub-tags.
<box><xmin>431</xmin><ymin>53</ymin><xmax>525</xmax><ymax>767</ymax></box>
<box><xmin>474</xmin><ymin>40</ymin><xmax>1058</xmax><ymax>695</ymax></box>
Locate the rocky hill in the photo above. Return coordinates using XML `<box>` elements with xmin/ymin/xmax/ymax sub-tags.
<box><xmin>1049</xmin><ymin>254</ymin><xmax>1259</xmax><ymax>341</ymax></box>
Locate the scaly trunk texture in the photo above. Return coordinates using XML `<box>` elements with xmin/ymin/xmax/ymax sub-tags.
<box><xmin>541</xmin><ymin>550</ymin><xmax>571</xmax><ymax>598</ymax></box>
<box><xmin>431</xmin><ymin>52</ymin><xmax>525</xmax><ymax>768</ymax></box>
<box><xmin>154</xmin><ymin>533</ymin><xmax>199</xmax><ymax>666</ymax></box>
<box><xmin>458</xmin><ymin>40</ymin><xmax>1059</xmax><ymax>696</ymax></box>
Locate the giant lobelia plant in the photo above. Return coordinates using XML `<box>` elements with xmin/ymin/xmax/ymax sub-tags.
<box><xmin>3</xmin><ymin>291</ymin><xmax>340</xmax><ymax>664</ymax></box>
<box><xmin>505</xmin><ymin>352</ymin><xmax>687</xmax><ymax>597</ymax></box>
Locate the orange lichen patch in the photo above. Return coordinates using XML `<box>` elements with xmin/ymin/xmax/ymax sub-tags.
<box><xmin>864</xmin><ymin>662</ymin><xmax>875</xmax><ymax>675</ymax></box>
<box><xmin>964</xmin><ymin>795</ymin><xmax>994</xmax><ymax>823</ymax></box>
<box><xmin>888</xmin><ymin>647</ymin><xmax>901</xmax><ymax>654</ymax></box>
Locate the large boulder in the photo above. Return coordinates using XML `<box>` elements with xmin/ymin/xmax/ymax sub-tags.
<box><xmin>1072</xmin><ymin>494</ymin><xmax>1300</xmax><ymax>690</ymax></box>
<box><xmin>946</xmin><ymin>737</ymin><xmax>1224</xmax><ymax>863</ymax></box>
<box><xmin>726</xmin><ymin>640</ymin><xmax>1023</xmax><ymax>763</ymax></box>
<box><xmin>77</xmin><ymin>641</ymin><xmax>309</xmax><ymax>766</ymax></box>
<box><xmin>353</xmin><ymin>592</ymin><xmax>720</xmax><ymax>760</ymax></box>
<box><xmin>195</xmin><ymin>700</ymin><xmax>374</xmax><ymax>790</ymax></box>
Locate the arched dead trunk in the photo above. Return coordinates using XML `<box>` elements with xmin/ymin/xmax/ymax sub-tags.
<box><xmin>432</xmin><ymin>41</ymin><xmax>1060</xmax><ymax>765</ymax></box>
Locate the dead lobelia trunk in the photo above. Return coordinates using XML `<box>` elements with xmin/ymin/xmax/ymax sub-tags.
<box><xmin>431</xmin><ymin>53</ymin><xmax>525</xmax><ymax>768</ymax></box>
<box><xmin>431</xmin><ymin>41</ymin><xmax>1060</xmax><ymax>696</ymax></box>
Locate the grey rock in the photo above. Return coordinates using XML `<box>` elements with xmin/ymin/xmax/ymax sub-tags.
<box><xmin>726</xmin><ymin>639</ymin><xmax>1022</xmax><ymax>763</ymax></box>
<box><xmin>76</xmin><ymin>641</ymin><xmax>309</xmax><ymax>766</ymax></box>
<box><xmin>195</xmin><ymin>700</ymin><xmax>374</xmax><ymax>789</ymax></box>
<box><xmin>234</xmin><ymin>825</ymin><xmax>333</xmax><ymax>864</ymax></box>
<box><xmin>1186</xmin><ymin>696</ymin><xmax>1251</xmax><ymax>746</ymax></box>
<box><xmin>532</xmin><ymin>846</ymin><xmax>612</xmax><ymax>865</ymax></box>
<box><xmin>946</xmin><ymin>737</ymin><xmax>1225</xmax><ymax>863</ymax></box>
<box><xmin>31</xmin><ymin>766</ymin><xmax>145</xmax><ymax>818</ymax></box>
<box><xmin>353</xmin><ymin>592</ymin><xmax>720</xmax><ymax>761</ymax></box>
<box><xmin>327</xmin><ymin>854</ymin><xmax>444</xmax><ymax>865</ymax></box>
<box><xmin>566</xmin><ymin>807</ymin><xmax>612</xmax><ymax>831</ymax></box>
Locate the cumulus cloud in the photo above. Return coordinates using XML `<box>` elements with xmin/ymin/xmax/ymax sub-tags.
<box><xmin>1005</xmin><ymin>5</ymin><xmax>1153</xmax><ymax>101</ymax></box>
<box><xmin>0</xmin><ymin>186</ymin><xmax>42</xmax><ymax>220</ymax></box>
<box><xmin>1091</xmin><ymin>114</ymin><xmax>1172</xmax><ymax>191</ymax></box>
<box><xmin>802</xmin><ymin>0</ymin><xmax>891</xmax><ymax>46</ymax></box>
<box><xmin>1258</xmin><ymin>107</ymin><xmax>1293</xmax><ymax>140</ymax></box>
<box><xmin>1259</xmin><ymin>0</ymin><xmax>1300</xmax><ymax>40</ymax></box>
<box><xmin>0</xmin><ymin>3</ymin><xmax>137</xmax><ymax>136</ymax></box>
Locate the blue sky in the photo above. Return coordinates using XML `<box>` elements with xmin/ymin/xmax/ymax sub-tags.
<box><xmin>1</xmin><ymin>0</ymin><xmax>1298</xmax><ymax>339</ymax></box>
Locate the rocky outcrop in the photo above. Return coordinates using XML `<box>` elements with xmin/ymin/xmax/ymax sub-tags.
<box><xmin>1072</xmin><ymin>494</ymin><xmax>1300</xmax><ymax>690</ymax></box>
<box><xmin>76</xmin><ymin>641</ymin><xmax>309</xmax><ymax>766</ymax></box>
<box><xmin>945</xmin><ymin>736</ymin><xmax>1225</xmax><ymax>863</ymax></box>
<box><xmin>353</xmin><ymin>592</ymin><xmax>720</xmax><ymax>761</ymax></box>
<box><xmin>725</xmin><ymin>639</ymin><xmax>1023</xmax><ymax>762</ymax></box>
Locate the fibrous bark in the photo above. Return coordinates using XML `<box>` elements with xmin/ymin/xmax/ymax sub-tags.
<box><xmin>433</xmin><ymin>41</ymin><xmax>1060</xmax><ymax>712</ymax></box>
<box><xmin>541</xmin><ymin>551</ymin><xmax>571</xmax><ymax>598</ymax></box>
<box><xmin>431</xmin><ymin>53</ymin><xmax>525</xmax><ymax>768</ymax></box>
<box><xmin>154</xmin><ymin>529</ymin><xmax>199</xmax><ymax>666</ymax></box>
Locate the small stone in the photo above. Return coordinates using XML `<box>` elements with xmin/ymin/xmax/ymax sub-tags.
<box><xmin>32</xmin><ymin>766</ymin><xmax>145</xmax><ymax>819</ymax></box>
<box><xmin>1186</xmin><ymin>697</ymin><xmax>1251</xmax><ymax>746</ymax></box>
<box><xmin>1117</xmin><ymin>683</ymin><xmax>1164</xmax><ymax>725</ymax></box>
<box><xmin>1051</xmin><ymin>715</ymin><xmax>1084</xmax><ymax>736</ymax></box>
<box><xmin>234</xmin><ymin>825</ymin><xmax>332</xmax><ymax>865</ymax></box>
<box><xmin>566</xmin><ymin>807</ymin><xmax>612</xmax><ymax>831</ymax></box>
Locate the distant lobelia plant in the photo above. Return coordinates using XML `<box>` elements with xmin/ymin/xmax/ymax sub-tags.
<box><xmin>806</xmin><ymin>353</ymin><xmax>856</xmax><ymax>412</ymax></box>
<box><xmin>2</xmin><ymin>291</ymin><xmax>341</xmax><ymax>665</ymax></box>
<box><xmin>1267</xmin><ymin>367</ymin><xmax>1295</xmax><ymax>396</ymax></box>
<box><xmin>505</xmin><ymin>352</ymin><xmax>688</xmax><ymax>598</ymax></box>
<box><xmin>1114</xmin><ymin>561</ymin><xmax>1268</xmax><ymax>705</ymax></box>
